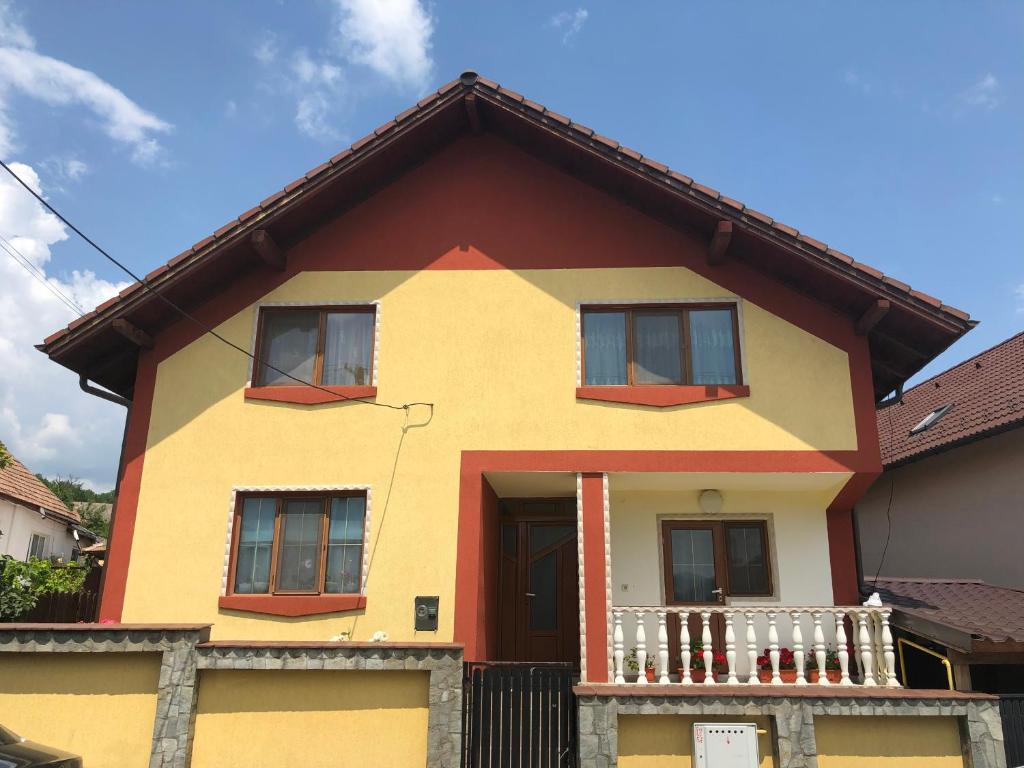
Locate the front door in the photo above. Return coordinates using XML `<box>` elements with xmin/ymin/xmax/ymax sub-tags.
<box><xmin>498</xmin><ymin>500</ymin><xmax>580</xmax><ymax>666</ymax></box>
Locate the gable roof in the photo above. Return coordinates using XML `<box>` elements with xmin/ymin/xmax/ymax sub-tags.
<box><xmin>38</xmin><ymin>72</ymin><xmax>974</xmax><ymax>401</ymax></box>
<box><xmin>878</xmin><ymin>331</ymin><xmax>1024</xmax><ymax>467</ymax></box>
<box><xmin>0</xmin><ymin>453</ymin><xmax>79</xmax><ymax>522</ymax></box>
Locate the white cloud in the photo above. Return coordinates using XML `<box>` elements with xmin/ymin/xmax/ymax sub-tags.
<box><xmin>333</xmin><ymin>0</ymin><xmax>434</xmax><ymax>90</ymax></box>
<box><xmin>549</xmin><ymin>8</ymin><xmax>588</xmax><ymax>44</ymax></box>
<box><xmin>224</xmin><ymin>100</ymin><xmax>237</xmax><ymax>118</ymax></box>
<box><xmin>252</xmin><ymin>33</ymin><xmax>278</xmax><ymax>65</ymax></box>
<box><xmin>0</xmin><ymin>0</ymin><xmax>31</xmax><ymax>49</ymax></box>
<box><xmin>960</xmin><ymin>73</ymin><xmax>1000</xmax><ymax>111</ymax></box>
<box><xmin>0</xmin><ymin>162</ymin><xmax>129</xmax><ymax>485</ymax></box>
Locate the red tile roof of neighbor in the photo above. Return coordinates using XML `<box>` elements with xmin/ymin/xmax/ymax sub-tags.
<box><xmin>0</xmin><ymin>454</ymin><xmax>79</xmax><ymax>522</ymax></box>
<box><xmin>877</xmin><ymin>331</ymin><xmax>1024</xmax><ymax>467</ymax></box>
<box><xmin>874</xmin><ymin>578</ymin><xmax>1024</xmax><ymax>645</ymax></box>
<box><xmin>37</xmin><ymin>72</ymin><xmax>974</xmax><ymax>401</ymax></box>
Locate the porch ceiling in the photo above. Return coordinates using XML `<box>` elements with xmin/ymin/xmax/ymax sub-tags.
<box><xmin>485</xmin><ymin>471</ymin><xmax>577</xmax><ymax>498</ymax></box>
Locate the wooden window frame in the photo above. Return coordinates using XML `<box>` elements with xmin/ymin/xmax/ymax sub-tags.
<box><xmin>221</xmin><ymin>490</ymin><xmax>368</xmax><ymax>616</ymax></box>
<box><xmin>249</xmin><ymin>303</ymin><xmax>378</xmax><ymax>391</ymax></box>
<box><xmin>660</xmin><ymin>519</ymin><xmax>773</xmax><ymax>602</ymax></box>
<box><xmin>580</xmin><ymin>303</ymin><xmax>743</xmax><ymax>388</ymax></box>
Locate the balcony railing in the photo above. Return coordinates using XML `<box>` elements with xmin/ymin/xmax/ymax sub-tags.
<box><xmin>611</xmin><ymin>605</ymin><xmax>900</xmax><ymax>687</ymax></box>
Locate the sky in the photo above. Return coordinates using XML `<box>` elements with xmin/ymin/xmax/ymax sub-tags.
<box><xmin>0</xmin><ymin>1</ymin><xmax>1021</xmax><ymax>489</ymax></box>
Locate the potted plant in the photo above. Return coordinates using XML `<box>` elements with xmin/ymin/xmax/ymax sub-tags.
<box><xmin>625</xmin><ymin>646</ymin><xmax>656</xmax><ymax>682</ymax></box>
<box><xmin>757</xmin><ymin>647</ymin><xmax>798</xmax><ymax>683</ymax></box>
<box><xmin>679</xmin><ymin>641</ymin><xmax>726</xmax><ymax>683</ymax></box>
<box><xmin>807</xmin><ymin>647</ymin><xmax>842</xmax><ymax>684</ymax></box>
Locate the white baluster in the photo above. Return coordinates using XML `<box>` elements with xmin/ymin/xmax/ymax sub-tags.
<box><xmin>881</xmin><ymin>610</ymin><xmax>900</xmax><ymax>687</ymax></box>
<box><xmin>636</xmin><ymin>611</ymin><xmax>648</xmax><ymax>685</ymax></box>
<box><xmin>835</xmin><ymin>610</ymin><xmax>852</xmax><ymax>685</ymax></box>
<box><xmin>680</xmin><ymin>611</ymin><xmax>692</xmax><ymax>685</ymax></box>
<box><xmin>657</xmin><ymin>611</ymin><xmax>670</xmax><ymax>684</ymax></box>
<box><xmin>768</xmin><ymin>611</ymin><xmax>781</xmax><ymax>685</ymax></box>
<box><xmin>724</xmin><ymin>611</ymin><xmax>738</xmax><ymax>685</ymax></box>
<box><xmin>745</xmin><ymin>612</ymin><xmax>760</xmax><ymax>685</ymax></box>
<box><xmin>701</xmin><ymin>611</ymin><xmax>715</xmax><ymax>685</ymax></box>
<box><xmin>857</xmin><ymin>611</ymin><xmax>876</xmax><ymax>686</ymax></box>
<box><xmin>613</xmin><ymin>610</ymin><xmax>625</xmax><ymax>684</ymax></box>
<box><xmin>812</xmin><ymin>611</ymin><xmax>829</xmax><ymax>686</ymax></box>
<box><xmin>791</xmin><ymin>610</ymin><xmax>806</xmax><ymax>685</ymax></box>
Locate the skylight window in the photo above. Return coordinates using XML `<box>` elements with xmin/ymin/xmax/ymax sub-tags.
<box><xmin>909</xmin><ymin>404</ymin><xmax>953</xmax><ymax>435</ymax></box>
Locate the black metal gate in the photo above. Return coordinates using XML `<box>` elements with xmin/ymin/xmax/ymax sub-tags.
<box><xmin>1001</xmin><ymin>695</ymin><xmax>1024</xmax><ymax>768</ymax></box>
<box><xmin>462</xmin><ymin>662</ymin><xmax>577</xmax><ymax>768</ymax></box>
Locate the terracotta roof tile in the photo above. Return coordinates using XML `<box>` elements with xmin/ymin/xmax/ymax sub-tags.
<box><xmin>330</xmin><ymin>148</ymin><xmax>353</xmax><ymax>165</ymax></box>
<box><xmin>543</xmin><ymin>110</ymin><xmax>571</xmax><ymax>126</ymax></box>
<box><xmin>416</xmin><ymin>92</ymin><xmax>439</xmax><ymax>109</ymax></box>
<box><xmin>0</xmin><ymin>454</ymin><xmax>78</xmax><ymax>521</ymax></box>
<box><xmin>213</xmin><ymin>221</ymin><xmax>237</xmax><ymax>239</ymax></box>
<box><xmin>394</xmin><ymin>106</ymin><xmax>418</xmax><ymax>123</ymax></box>
<box><xmin>43</xmin><ymin>328</ymin><xmax>68</xmax><ymax>344</ymax></box>
<box><xmin>522</xmin><ymin>99</ymin><xmax>545</xmax><ymax>113</ymax></box>
<box><xmin>238</xmin><ymin>206</ymin><xmax>261</xmax><ymax>222</ymax></box>
<box><xmin>497</xmin><ymin>86</ymin><xmax>524</xmax><ymax>102</ymax></box>
<box><xmin>118</xmin><ymin>282</ymin><xmax>141</xmax><ymax>298</ymax></box>
<box><xmin>942</xmin><ymin>304</ymin><xmax>971</xmax><ymax>321</ymax></box>
<box><xmin>167</xmin><ymin>249</ymin><xmax>193</xmax><ymax>268</ymax></box>
<box><xmin>283</xmin><ymin>178</ymin><xmax>305</xmax><ymax>194</ymax></box>
<box><xmin>305</xmin><ymin>162</ymin><xmax>330</xmax><ymax>180</ymax></box>
<box><xmin>475</xmin><ymin>75</ymin><xmax>499</xmax><ymax>89</ymax></box>
<box><xmin>570</xmin><ymin>122</ymin><xmax>594</xmax><ymax>137</ymax></box>
<box><xmin>667</xmin><ymin>170</ymin><xmax>693</xmax><ymax>186</ymax></box>
<box><xmin>373</xmin><ymin>120</ymin><xmax>396</xmax><ymax>136</ymax></box>
<box><xmin>640</xmin><ymin>157</ymin><xmax>669</xmax><ymax>174</ymax></box>
<box><xmin>798</xmin><ymin>233</ymin><xmax>827</xmax><ymax>251</ymax></box>
<box><xmin>882</xmin><ymin>275</ymin><xmax>911</xmax><ymax>293</ymax></box>
<box><xmin>826</xmin><ymin>247</ymin><xmax>854</xmax><ymax>264</ymax></box>
<box><xmin>691</xmin><ymin>182</ymin><xmax>719</xmax><ymax>199</ymax></box>
<box><xmin>437</xmin><ymin>79</ymin><xmax>461</xmax><ymax>95</ymax></box>
<box><xmin>260</xmin><ymin>190</ymin><xmax>286</xmax><ymax>208</ymax></box>
<box><xmin>772</xmin><ymin>221</ymin><xmax>799</xmax><ymax>238</ymax></box>
<box><xmin>96</xmin><ymin>295</ymin><xmax>119</xmax><ymax>313</ymax></box>
<box><xmin>910</xmin><ymin>289</ymin><xmax>942</xmax><ymax>308</ymax></box>
<box><xmin>618</xmin><ymin>146</ymin><xmax>642</xmax><ymax>161</ymax></box>
<box><xmin>744</xmin><ymin>208</ymin><xmax>773</xmax><ymax>225</ymax></box>
<box><xmin>874</xmin><ymin>578</ymin><xmax>1024</xmax><ymax>644</ymax></box>
<box><xmin>851</xmin><ymin>260</ymin><xmax>883</xmax><ymax>279</ymax></box>
<box><xmin>145</xmin><ymin>264</ymin><xmax>169</xmax><ymax>281</ymax></box>
<box><xmin>592</xmin><ymin>133</ymin><xmax>619</xmax><ymax>149</ymax></box>
<box><xmin>878</xmin><ymin>331</ymin><xmax>1024</xmax><ymax>466</ymax></box>
<box><xmin>719</xmin><ymin>195</ymin><xmax>744</xmax><ymax>212</ymax></box>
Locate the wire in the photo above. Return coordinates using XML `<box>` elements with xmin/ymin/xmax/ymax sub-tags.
<box><xmin>0</xmin><ymin>158</ymin><xmax>433</xmax><ymax>416</ymax></box>
<box><xmin>0</xmin><ymin>234</ymin><xmax>87</xmax><ymax>317</ymax></box>
<box><xmin>871</xmin><ymin>399</ymin><xmax>897</xmax><ymax>587</ymax></box>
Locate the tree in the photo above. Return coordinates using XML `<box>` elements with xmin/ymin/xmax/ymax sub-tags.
<box><xmin>0</xmin><ymin>555</ymin><xmax>89</xmax><ymax>620</ymax></box>
<box><xmin>36</xmin><ymin>475</ymin><xmax>115</xmax><ymax>508</ymax></box>
<box><xmin>0</xmin><ymin>441</ymin><xmax>10</xmax><ymax>470</ymax></box>
<box><xmin>77</xmin><ymin>502</ymin><xmax>111</xmax><ymax>539</ymax></box>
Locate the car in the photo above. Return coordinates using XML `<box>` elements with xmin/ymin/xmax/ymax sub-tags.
<box><xmin>0</xmin><ymin>725</ymin><xmax>81</xmax><ymax>768</ymax></box>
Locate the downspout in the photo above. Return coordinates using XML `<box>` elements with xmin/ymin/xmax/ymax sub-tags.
<box><xmin>79</xmin><ymin>374</ymin><xmax>131</xmax><ymax>408</ymax></box>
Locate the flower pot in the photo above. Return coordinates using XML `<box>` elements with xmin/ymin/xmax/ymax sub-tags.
<box><xmin>809</xmin><ymin>669</ymin><xmax>842</xmax><ymax>684</ymax></box>
<box><xmin>757</xmin><ymin>668</ymin><xmax>798</xmax><ymax>683</ymax></box>
<box><xmin>645</xmin><ymin>668</ymin><xmax>655</xmax><ymax>683</ymax></box>
<box><xmin>679</xmin><ymin>667</ymin><xmax>707</xmax><ymax>683</ymax></box>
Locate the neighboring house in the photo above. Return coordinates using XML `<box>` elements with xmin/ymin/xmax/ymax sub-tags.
<box><xmin>0</xmin><ymin>452</ymin><xmax>96</xmax><ymax>563</ymax></box>
<box><xmin>858</xmin><ymin>331</ymin><xmax>1024</xmax><ymax>589</ymax></box>
<box><xmin>3</xmin><ymin>73</ymin><xmax>1004</xmax><ymax>768</ymax></box>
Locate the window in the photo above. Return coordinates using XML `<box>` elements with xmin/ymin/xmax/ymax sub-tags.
<box><xmin>230</xmin><ymin>493</ymin><xmax>366</xmax><ymax>596</ymax></box>
<box><xmin>27</xmin><ymin>533</ymin><xmax>48</xmax><ymax>560</ymax></box>
<box><xmin>909</xmin><ymin>403</ymin><xmax>953</xmax><ymax>436</ymax></box>
<box><xmin>581</xmin><ymin>304</ymin><xmax>740</xmax><ymax>386</ymax></box>
<box><xmin>255</xmin><ymin>306</ymin><xmax>375</xmax><ymax>387</ymax></box>
<box><xmin>662</xmin><ymin>520</ymin><xmax>772</xmax><ymax>602</ymax></box>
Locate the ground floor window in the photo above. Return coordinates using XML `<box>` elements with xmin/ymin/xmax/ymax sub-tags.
<box><xmin>27</xmin><ymin>532</ymin><xmax>48</xmax><ymax>560</ymax></box>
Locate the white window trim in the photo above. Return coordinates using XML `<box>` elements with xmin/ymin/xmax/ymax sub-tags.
<box><xmin>27</xmin><ymin>531</ymin><xmax>50</xmax><ymax>560</ymax></box>
<box><xmin>220</xmin><ymin>484</ymin><xmax>373</xmax><ymax>597</ymax></box>
<box><xmin>245</xmin><ymin>300</ymin><xmax>381</xmax><ymax>388</ymax></box>
<box><xmin>574</xmin><ymin>297</ymin><xmax>748</xmax><ymax>387</ymax></box>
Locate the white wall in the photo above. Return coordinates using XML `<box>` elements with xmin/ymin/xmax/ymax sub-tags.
<box><xmin>0</xmin><ymin>497</ymin><xmax>79</xmax><ymax>562</ymax></box>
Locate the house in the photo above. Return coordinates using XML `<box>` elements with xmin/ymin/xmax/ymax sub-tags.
<box><xmin>0</xmin><ymin>73</ymin><xmax>1006</xmax><ymax>768</ymax></box>
<box><xmin>0</xmin><ymin>451</ymin><xmax>96</xmax><ymax>563</ymax></box>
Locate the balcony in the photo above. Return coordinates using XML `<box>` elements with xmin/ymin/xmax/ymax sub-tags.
<box><xmin>610</xmin><ymin>604</ymin><xmax>899</xmax><ymax>687</ymax></box>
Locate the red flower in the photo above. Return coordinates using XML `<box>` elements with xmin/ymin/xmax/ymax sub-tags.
<box><xmin>756</xmin><ymin>655</ymin><xmax>769</xmax><ymax>669</ymax></box>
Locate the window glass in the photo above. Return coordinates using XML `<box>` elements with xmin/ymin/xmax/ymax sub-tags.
<box><xmin>322</xmin><ymin>312</ymin><xmax>374</xmax><ymax>386</ymax></box>
<box><xmin>726</xmin><ymin>524</ymin><xmax>769</xmax><ymax>595</ymax></box>
<box><xmin>689</xmin><ymin>309</ymin><xmax>737</xmax><ymax>385</ymax></box>
<box><xmin>669</xmin><ymin>528</ymin><xmax>716</xmax><ymax>602</ymax></box>
<box><xmin>529</xmin><ymin>525</ymin><xmax>575</xmax><ymax>555</ymax></box>
<box><xmin>276</xmin><ymin>499</ymin><xmax>323</xmax><ymax>592</ymax></box>
<box><xmin>325</xmin><ymin>496</ymin><xmax>365</xmax><ymax>594</ymax></box>
<box><xmin>234</xmin><ymin>497</ymin><xmax>276</xmax><ymax>594</ymax></box>
<box><xmin>529</xmin><ymin>550</ymin><xmax>558</xmax><ymax>630</ymax></box>
<box><xmin>258</xmin><ymin>311</ymin><xmax>318</xmax><ymax>385</ymax></box>
<box><xmin>583</xmin><ymin>312</ymin><xmax>627</xmax><ymax>385</ymax></box>
<box><xmin>633</xmin><ymin>312</ymin><xmax>683</xmax><ymax>384</ymax></box>
<box><xmin>27</xmin><ymin>533</ymin><xmax>47</xmax><ymax>560</ymax></box>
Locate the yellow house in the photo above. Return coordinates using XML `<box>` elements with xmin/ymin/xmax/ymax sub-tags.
<box><xmin>4</xmin><ymin>72</ymin><xmax>1004</xmax><ymax>768</ymax></box>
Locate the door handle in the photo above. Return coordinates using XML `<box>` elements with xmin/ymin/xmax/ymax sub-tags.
<box><xmin>711</xmin><ymin>588</ymin><xmax>725</xmax><ymax>602</ymax></box>
<box><xmin>525</xmin><ymin>592</ymin><xmax>536</xmax><ymax>598</ymax></box>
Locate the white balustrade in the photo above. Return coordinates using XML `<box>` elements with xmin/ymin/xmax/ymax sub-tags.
<box><xmin>608</xmin><ymin>605</ymin><xmax>899</xmax><ymax>689</ymax></box>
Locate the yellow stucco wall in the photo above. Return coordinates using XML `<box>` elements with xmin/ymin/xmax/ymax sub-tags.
<box><xmin>0</xmin><ymin>653</ymin><xmax>160</xmax><ymax>768</ymax></box>
<box><xmin>190</xmin><ymin>670</ymin><xmax>429</xmax><ymax>768</ymax></box>
<box><xmin>618</xmin><ymin>715</ymin><xmax>775</xmax><ymax>768</ymax></box>
<box><xmin>123</xmin><ymin>265</ymin><xmax>856</xmax><ymax>640</ymax></box>
<box><xmin>815</xmin><ymin>716</ymin><xmax>964</xmax><ymax>767</ymax></box>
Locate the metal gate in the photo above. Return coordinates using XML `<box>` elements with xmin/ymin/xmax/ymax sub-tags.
<box><xmin>462</xmin><ymin>662</ymin><xmax>577</xmax><ymax>768</ymax></box>
<box><xmin>1001</xmin><ymin>695</ymin><xmax>1024</xmax><ymax>768</ymax></box>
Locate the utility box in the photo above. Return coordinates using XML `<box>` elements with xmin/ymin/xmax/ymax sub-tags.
<box><xmin>693</xmin><ymin>723</ymin><xmax>760</xmax><ymax>768</ymax></box>
<box><xmin>414</xmin><ymin>596</ymin><xmax>439</xmax><ymax>631</ymax></box>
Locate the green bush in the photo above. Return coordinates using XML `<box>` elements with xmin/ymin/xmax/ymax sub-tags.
<box><xmin>0</xmin><ymin>556</ymin><xmax>89</xmax><ymax>621</ymax></box>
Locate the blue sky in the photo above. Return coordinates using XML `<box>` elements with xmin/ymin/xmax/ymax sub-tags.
<box><xmin>0</xmin><ymin>1</ymin><xmax>1021</xmax><ymax>488</ymax></box>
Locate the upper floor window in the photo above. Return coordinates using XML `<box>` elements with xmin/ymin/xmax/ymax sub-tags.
<box><xmin>231</xmin><ymin>492</ymin><xmax>366</xmax><ymax>596</ymax></box>
<box><xmin>581</xmin><ymin>304</ymin><xmax>741</xmax><ymax>386</ymax></box>
<box><xmin>255</xmin><ymin>306</ymin><xmax>375</xmax><ymax>387</ymax></box>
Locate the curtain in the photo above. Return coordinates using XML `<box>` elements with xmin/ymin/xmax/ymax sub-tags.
<box><xmin>689</xmin><ymin>309</ymin><xmax>737</xmax><ymax>385</ymax></box>
<box><xmin>276</xmin><ymin>499</ymin><xmax>323</xmax><ymax>592</ymax></box>
<box><xmin>322</xmin><ymin>311</ymin><xmax>374</xmax><ymax>386</ymax></box>
<box><xmin>633</xmin><ymin>312</ymin><xmax>682</xmax><ymax>384</ymax></box>
<box><xmin>325</xmin><ymin>496</ymin><xmax>366</xmax><ymax>594</ymax></box>
<box><xmin>583</xmin><ymin>312</ymin><xmax>627</xmax><ymax>385</ymax></box>
<box><xmin>234</xmin><ymin>498</ymin><xmax>275</xmax><ymax>594</ymax></box>
<box><xmin>259</xmin><ymin>311</ymin><xmax>318</xmax><ymax>385</ymax></box>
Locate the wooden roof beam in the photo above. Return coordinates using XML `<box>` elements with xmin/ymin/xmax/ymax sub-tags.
<box><xmin>707</xmin><ymin>220</ymin><xmax>733</xmax><ymax>265</ymax></box>
<box><xmin>111</xmin><ymin>318</ymin><xmax>153</xmax><ymax>350</ymax></box>
<box><xmin>856</xmin><ymin>298</ymin><xmax>890</xmax><ymax>336</ymax></box>
<box><xmin>464</xmin><ymin>93</ymin><xmax>482</xmax><ymax>134</ymax></box>
<box><xmin>251</xmin><ymin>229</ymin><xmax>285</xmax><ymax>271</ymax></box>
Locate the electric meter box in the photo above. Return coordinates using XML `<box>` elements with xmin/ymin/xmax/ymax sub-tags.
<box><xmin>693</xmin><ymin>722</ymin><xmax>760</xmax><ymax>768</ymax></box>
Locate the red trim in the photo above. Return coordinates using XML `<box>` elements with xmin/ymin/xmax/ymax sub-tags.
<box><xmin>576</xmin><ymin>385</ymin><xmax>749</xmax><ymax>407</ymax></box>
<box><xmin>217</xmin><ymin>594</ymin><xmax>366</xmax><ymax>617</ymax></box>
<box><xmin>244</xmin><ymin>385</ymin><xmax>377</xmax><ymax>405</ymax></box>
<box><xmin>825</xmin><ymin>471</ymin><xmax>880</xmax><ymax>605</ymax></box>
<box><xmin>581</xmin><ymin>473</ymin><xmax>609</xmax><ymax>682</ymax></box>
<box><xmin>97</xmin><ymin>351</ymin><xmax>157</xmax><ymax>622</ymax></box>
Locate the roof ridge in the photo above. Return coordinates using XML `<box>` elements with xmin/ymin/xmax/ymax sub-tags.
<box><xmin>898</xmin><ymin>330</ymin><xmax>1024</xmax><ymax>398</ymax></box>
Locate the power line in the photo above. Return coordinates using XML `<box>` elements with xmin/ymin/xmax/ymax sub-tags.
<box><xmin>0</xmin><ymin>158</ymin><xmax>432</xmax><ymax>417</ymax></box>
<box><xmin>0</xmin><ymin>233</ymin><xmax>86</xmax><ymax>316</ymax></box>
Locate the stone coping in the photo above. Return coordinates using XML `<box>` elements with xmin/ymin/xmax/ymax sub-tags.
<box><xmin>197</xmin><ymin>640</ymin><xmax>463</xmax><ymax>650</ymax></box>
<box><xmin>574</xmin><ymin>683</ymin><xmax>997</xmax><ymax>701</ymax></box>
<box><xmin>0</xmin><ymin>623</ymin><xmax>212</xmax><ymax>631</ymax></box>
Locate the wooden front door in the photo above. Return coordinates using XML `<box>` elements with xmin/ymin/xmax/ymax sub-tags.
<box><xmin>498</xmin><ymin>500</ymin><xmax>580</xmax><ymax>666</ymax></box>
